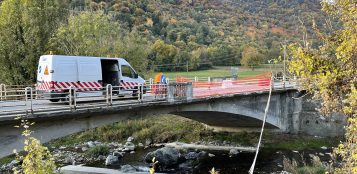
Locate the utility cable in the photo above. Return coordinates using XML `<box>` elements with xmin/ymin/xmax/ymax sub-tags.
<box><xmin>248</xmin><ymin>73</ymin><xmax>273</xmax><ymax>174</ymax></box>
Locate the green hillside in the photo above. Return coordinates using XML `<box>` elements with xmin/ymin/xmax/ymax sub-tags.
<box><xmin>68</xmin><ymin>0</ymin><xmax>326</xmax><ymax>68</ymax></box>
<box><xmin>0</xmin><ymin>0</ymin><xmax>329</xmax><ymax>84</ymax></box>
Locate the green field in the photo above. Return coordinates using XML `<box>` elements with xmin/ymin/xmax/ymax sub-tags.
<box><xmin>148</xmin><ymin>68</ymin><xmax>267</xmax><ymax>80</ymax></box>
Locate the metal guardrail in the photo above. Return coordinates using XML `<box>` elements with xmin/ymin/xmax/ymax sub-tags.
<box><xmin>0</xmin><ymin>83</ymin><xmax>195</xmax><ymax>117</ymax></box>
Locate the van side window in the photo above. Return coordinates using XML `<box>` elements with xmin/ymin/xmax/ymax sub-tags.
<box><xmin>121</xmin><ymin>65</ymin><xmax>135</xmax><ymax>78</ymax></box>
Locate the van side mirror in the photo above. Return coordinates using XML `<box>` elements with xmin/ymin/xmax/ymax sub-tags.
<box><xmin>134</xmin><ymin>73</ymin><xmax>138</xmax><ymax>78</ymax></box>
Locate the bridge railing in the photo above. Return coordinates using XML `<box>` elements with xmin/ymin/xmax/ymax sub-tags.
<box><xmin>0</xmin><ymin>82</ymin><xmax>198</xmax><ymax>117</ymax></box>
<box><xmin>0</xmin><ymin>73</ymin><xmax>297</xmax><ymax>117</ymax></box>
<box><xmin>167</xmin><ymin>82</ymin><xmax>193</xmax><ymax>102</ymax></box>
<box><xmin>0</xmin><ymin>84</ymin><xmax>37</xmax><ymax>101</ymax></box>
<box><xmin>272</xmin><ymin>75</ymin><xmax>298</xmax><ymax>90</ymax></box>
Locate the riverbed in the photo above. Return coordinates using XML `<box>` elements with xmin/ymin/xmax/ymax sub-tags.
<box><xmin>87</xmin><ymin>146</ymin><xmax>333</xmax><ymax>174</ymax></box>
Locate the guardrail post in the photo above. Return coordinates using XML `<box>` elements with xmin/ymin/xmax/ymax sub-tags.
<box><xmin>186</xmin><ymin>82</ymin><xmax>193</xmax><ymax>101</ymax></box>
<box><xmin>140</xmin><ymin>83</ymin><xmax>144</xmax><ymax>101</ymax></box>
<box><xmin>208</xmin><ymin>77</ymin><xmax>211</xmax><ymax>82</ymax></box>
<box><xmin>283</xmin><ymin>75</ymin><xmax>286</xmax><ymax>89</ymax></box>
<box><xmin>0</xmin><ymin>84</ymin><xmax>4</xmax><ymax>101</ymax></box>
<box><xmin>34</xmin><ymin>84</ymin><xmax>38</xmax><ymax>99</ymax></box>
<box><xmin>1</xmin><ymin>84</ymin><xmax>6</xmax><ymax>100</ymax></box>
<box><xmin>106</xmin><ymin>84</ymin><xmax>113</xmax><ymax>106</ymax></box>
<box><xmin>194</xmin><ymin>76</ymin><xmax>198</xmax><ymax>82</ymax></box>
<box><xmin>25</xmin><ymin>87</ymin><xmax>33</xmax><ymax>114</ymax></box>
<box><xmin>167</xmin><ymin>83</ymin><xmax>175</xmax><ymax>102</ymax></box>
<box><xmin>69</xmin><ymin>86</ymin><xmax>76</xmax><ymax>110</ymax></box>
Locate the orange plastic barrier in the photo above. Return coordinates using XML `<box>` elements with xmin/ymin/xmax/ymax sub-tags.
<box><xmin>176</xmin><ymin>76</ymin><xmax>192</xmax><ymax>83</ymax></box>
<box><xmin>176</xmin><ymin>72</ymin><xmax>272</xmax><ymax>98</ymax></box>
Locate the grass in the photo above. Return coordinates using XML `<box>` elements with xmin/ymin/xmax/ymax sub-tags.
<box><xmin>264</xmin><ymin>134</ymin><xmax>340</xmax><ymax>151</ymax></box>
<box><xmin>283</xmin><ymin>154</ymin><xmax>329</xmax><ymax>174</ymax></box>
<box><xmin>48</xmin><ymin>115</ymin><xmax>211</xmax><ymax>147</ymax></box>
<box><xmin>148</xmin><ymin>67</ymin><xmax>267</xmax><ymax>79</ymax></box>
<box><xmin>0</xmin><ymin>154</ymin><xmax>15</xmax><ymax>166</ymax></box>
<box><xmin>207</xmin><ymin>131</ymin><xmax>260</xmax><ymax>146</ymax></box>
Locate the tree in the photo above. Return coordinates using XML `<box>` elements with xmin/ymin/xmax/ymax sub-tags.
<box><xmin>0</xmin><ymin>0</ymin><xmax>67</xmax><ymax>84</ymax></box>
<box><xmin>151</xmin><ymin>39</ymin><xmax>178</xmax><ymax>71</ymax></box>
<box><xmin>117</xmin><ymin>32</ymin><xmax>151</xmax><ymax>75</ymax></box>
<box><xmin>49</xmin><ymin>11</ymin><xmax>123</xmax><ymax>57</ymax></box>
<box><xmin>240</xmin><ymin>46</ymin><xmax>263</xmax><ymax>70</ymax></box>
<box><xmin>50</xmin><ymin>11</ymin><xmax>150</xmax><ymax>74</ymax></box>
<box><xmin>288</xmin><ymin>0</ymin><xmax>356</xmax><ymax>172</ymax></box>
<box><xmin>190</xmin><ymin>47</ymin><xmax>207</xmax><ymax>70</ymax></box>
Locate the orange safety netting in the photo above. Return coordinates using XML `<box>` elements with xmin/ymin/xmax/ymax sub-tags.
<box><xmin>176</xmin><ymin>72</ymin><xmax>272</xmax><ymax>98</ymax></box>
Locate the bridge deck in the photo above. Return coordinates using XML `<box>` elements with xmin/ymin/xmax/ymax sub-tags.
<box><xmin>0</xmin><ymin>80</ymin><xmax>296</xmax><ymax>121</ymax></box>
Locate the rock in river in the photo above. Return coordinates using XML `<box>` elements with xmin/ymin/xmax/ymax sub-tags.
<box><xmin>105</xmin><ymin>155</ymin><xmax>119</xmax><ymax>166</ymax></box>
<box><xmin>127</xmin><ymin>136</ymin><xmax>134</xmax><ymax>142</ymax></box>
<box><xmin>124</xmin><ymin>142</ymin><xmax>136</xmax><ymax>151</ymax></box>
<box><xmin>145</xmin><ymin>147</ymin><xmax>181</xmax><ymax>168</ymax></box>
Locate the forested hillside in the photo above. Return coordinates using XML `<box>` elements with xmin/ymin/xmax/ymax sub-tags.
<box><xmin>68</xmin><ymin>0</ymin><xmax>325</xmax><ymax>68</ymax></box>
<box><xmin>0</xmin><ymin>0</ymin><xmax>328</xmax><ymax>84</ymax></box>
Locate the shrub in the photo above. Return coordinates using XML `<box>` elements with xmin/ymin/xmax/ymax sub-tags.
<box><xmin>86</xmin><ymin>145</ymin><xmax>110</xmax><ymax>157</ymax></box>
<box><xmin>13</xmin><ymin>118</ymin><xmax>57</xmax><ymax>174</ymax></box>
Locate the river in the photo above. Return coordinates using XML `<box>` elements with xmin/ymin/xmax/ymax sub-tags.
<box><xmin>90</xmin><ymin>146</ymin><xmax>333</xmax><ymax>174</ymax></box>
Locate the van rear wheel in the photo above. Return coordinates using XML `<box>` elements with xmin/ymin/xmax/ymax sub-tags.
<box><xmin>49</xmin><ymin>99</ymin><xmax>60</xmax><ymax>102</ymax></box>
<box><xmin>62</xmin><ymin>93</ymin><xmax>75</xmax><ymax>105</ymax></box>
<box><xmin>132</xmin><ymin>86</ymin><xmax>144</xmax><ymax>97</ymax></box>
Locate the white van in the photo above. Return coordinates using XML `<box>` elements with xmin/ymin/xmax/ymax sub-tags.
<box><xmin>36</xmin><ymin>55</ymin><xmax>146</xmax><ymax>102</ymax></box>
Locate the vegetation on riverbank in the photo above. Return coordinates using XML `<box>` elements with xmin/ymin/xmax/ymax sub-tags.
<box><xmin>283</xmin><ymin>155</ymin><xmax>329</xmax><ymax>174</ymax></box>
<box><xmin>47</xmin><ymin>114</ymin><xmax>340</xmax><ymax>150</ymax></box>
<box><xmin>288</xmin><ymin>1</ymin><xmax>356</xmax><ymax>172</ymax></box>
<box><xmin>0</xmin><ymin>114</ymin><xmax>342</xmax><ymax>168</ymax></box>
<box><xmin>49</xmin><ymin>115</ymin><xmax>211</xmax><ymax>147</ymax></box>
<box><xmin>0</xmin><ymin>155</ymin><xmax>15</xmax><ymax>167</ymax></box>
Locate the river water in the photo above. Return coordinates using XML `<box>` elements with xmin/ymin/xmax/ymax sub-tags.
<box><xmin>92</xmin><ymin>147</ymin><xmax>333</xmax><ymax>174</ymax></box>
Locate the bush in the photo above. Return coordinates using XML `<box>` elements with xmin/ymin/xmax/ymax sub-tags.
<box><xmin>283</xmin><ymin>155</ymin><xmax>327</xmax><ymax>174</ymax></box>
<box><xmin>86</xmin><ymin>145</ymin><xmax>110</xmax><ymax>157</ymax></box>
<box><xmin>13</xmin><ymin>118</ymin><xmax>57</xmax><ymax>174</ymax></box>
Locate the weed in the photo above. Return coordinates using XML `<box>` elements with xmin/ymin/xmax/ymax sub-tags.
<box><xmin>283</xmin><ymin>155</ymin><xmax>328</xmax><ymax>174</ymax></box>
<box><xmin>86</xmin><ymin>145</ymin><xmax>110</xmax><ymax>157</ymax></box>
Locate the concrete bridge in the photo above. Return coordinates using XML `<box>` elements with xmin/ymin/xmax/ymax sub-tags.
<box><xmin>0</xmin><ymin>77</ymin><xmax>345</xmax><ymax>158</ymax></box>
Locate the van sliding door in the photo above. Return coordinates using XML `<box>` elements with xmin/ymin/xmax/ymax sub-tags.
<box><xmin>77</xmin><ymin>59</ymin><xmax>102</xmax><ymax>91</ymax></box>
